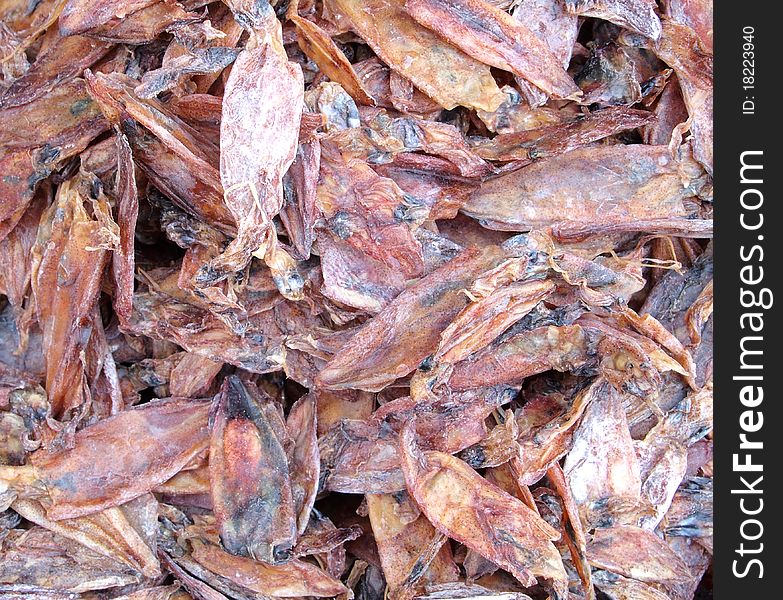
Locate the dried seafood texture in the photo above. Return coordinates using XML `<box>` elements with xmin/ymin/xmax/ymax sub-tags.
<box><xmin>564</xmin><ymin>0</ymin><xmax>662</xmax><ymax>40</ymax></box>
<box><xmin>134</xmin><ymin>46</ymin><xmax>241</xmax><ymax>100</ymax></box>
<box><xmin>314</xmin><ymin>389</ymin><xmax>375</xmax><ymax>436</ymax></box>
<box><xmin>111</xmin><ymin>584</ymin><xmax>184</xmax><ymax>600</ymax></box>
<box><xmin>592</xmin><ymin>569</ymin><xmax>672</xmax><ymax>600</ymax></box>
<box><xmin>59</xmin><ymin>0</ymin><xmax>162</xmax><ymax>37</ymax></box>
<box><xmin>655</xmin><ymin>21</ymin><xmax>713</xmax><ymax>175</ymax></box>
<box><xmin>286</xmin><ymin>393</ymin><xmax>320</xmax><ymax>534</ymax></box>
<box><xmin>586</xmin><ymin>525</ymin><xmax>691</xmax><ymax>586</ymax></box>
<box><xmin>30</xmin><ymin>180</ymin><xmax>116</xmax><ymax>420</ymax></box>
<box><xmin>293</xmin><ymin>509</ymin><xmax>362</xmax><ymax>575</ymax></box>
<box><xmin>112</xmin><ymin>132</ymin><xmax>138</xmax><ymax>327</ymax></box>
<box><xmin>30</xmin><ymin>398</ymin><xmax>210</xmax><ymax>519</ymax></box>
<box><xmin>290</xmin><ymin>14</ymin><xmax>375</xmax><ymax>107</ymax></box>
<box><xmin>665</xmin><ymin>535</ymin><xmax>712</xmax><ymax>599</ymax></box>
<box><xmin>320</xmin><ymin>386</ymin><xmax>513</xmax><ymax>495</ymax></box>
<box><xmin>462</xmin><ymin>144</ymin><xmax>707</xmax><ymax>235</ymax></box>
<box><xmin>84</xmin><ymin>72</ymin><xmax>234</xmax><ymax>233</ymax></box>
<box><xmin>317</xmin><ymin>245</ymin><xmax>507</xmax><ymax>391</ymax></box>
<box><xmin>563</xmin><ymin>380</ymin><xmax>642</xmax><ymax>512</ymax></box>
<box><xmin>323</xmin><ymin>0</ymin><xmax>505</xmax><ymax>111</ymax></box>
<box><xmin>12</xmin><ymin>494</ymin><xmax>160</xmax><ymax>578</ymax></box>
<box><xmin>512</xmin><ymin>376</ymin><xmax>598</xmax><ymax>484</ymax></box>
<box><xmin>190</xmin><ymin>539</ymin><xmax>349</xmax><ymax>597</ymax></box>
<box><xmin>573</xmin><ymin>42</ymin><xmax>661</xmax><ymax>108</ymax></box>
<box><xmin>400</xmin><ymin>426</ymin><xmax>568</xmax><ymax>596</ymax></box>
<box><xmin>634</xmin><ymin>388</ymin><xmax>712</xmax><ymax>529</ymax></box>
<box><xmin>640</xmin><ymin>246</ymin><xmax>713</xmax><ymax>388</ymax></box>
<box><xmin>666</xmin><ymin>0</ymin><xmax>713</xmax><ymax>52</ymax></box>
<box><xmin>366</xmin><ymin>492</ymin><xmax>459</xmax><ymax>599</ymax></box>
<box><xmin>448</xmin><ymin>320</ymin><xmax>593</xmax><ymax>390</ymax></box>
<box><xmin>319</xmin><ymin>419</ymin><xmax>405</xmax><ymax>494</ymax></box>
<box><xmin>511</xmin><ymin>0</ymin><xmax>580</xmax><ymax>106</ymax></box>
<box><xmin>470</xmin><ymin>107</ymin><xmax>655</xmax><ymax>163</ymax></box>
<box><xmin>280</xmin><ymin>135</ymin><xmax>320</xmax><ymax>261</ymax></box>
<box><xmin>318</xmin><ymin>232</ymin><xmax>408</xmax><ymax>313</ymax></box>
<box><xmin>0</xmin><ymin>0</ymin><xmax>714</xmax><ymax>596</ymax></box>
<box><xmin>332</xmin><ymin>111</ymin><xmax>490</xmax><ymax>179</ymax></box>
<box><xmin>59</xmin><ymin>0</ymin><xmax>197</xmax><ymax>44</ymax></box>
<box><xmin>209</xmin><ymin>376</ymin><xmax>297</xmax><ymax>562</ymax></box>
<box><xmin>373</xmin><ymin>166</ymin><xmax>479</xmax><ymax>225</ymax></box>
<box><xmin>404</xmin><ymin>0</ymin><xmax>580</xmax><ymax>100</ymax></box>
<box><xmin>0</xmin><ymin>527</ymin><xmax>142</xmax><ymax>593</ymax></box>
<box><xmin>662</xmin><ymin>476</ymin><xmax>713</xmax><ymax>542</ymax></box>
<box><xmin>643</xmin><ymin>76</ymin><xmax>689</xmax><ymax>146</ymax></box>
<box><xmin>0</xmin><ymin>32</ymin><xmax>111</xmax><ymax>110</ymax></box>
<box><xmin>0</xmin><ymin>413</ymin><xmax>28</xmax><ymax>467</ymax></box>
<box><xmin>351</xmin><ymin>57</ymin><xmax>441</xmax><ymax>115</ymax></box>
<box><xmin>127</xmin><ymin>287</ymin><xmax>290</xmax><ymax>374</ymax></box>
<box><xmin>0</xmin><ymin>191</ymin><xmax>46</xmax><ymax>348</ymax></box>
<box><xmin>201</xmin><ymin>8</ymin><xmax>305</xmax><ymax>299</ymax></box>
<box><xmin>374</xmin><ymin>386</ymin><xmax>515</xmax><ymax>453</ymax></box>
<box><xmin>0</xmin><ymin>78</ymin><xmax>107</xmax><ymax>238</ymax></box>
<box><xmin>433</xmin><ymin>280</ymin><xmax>555</xmax><ymax>365</ymax></box>
<box><xmin>546</xmin><ymin>463</ymin><xmax>594</xmax><ymax>598</ymax></box>
<box><xmin>169</xmin><ymin>356</ymin><xmax>221</xmax><ymax>399</ymax></box>
<box><xmin>316</xmin><ymin>140</ymin><xmax>426</xmax><ymax>281</ymax></box>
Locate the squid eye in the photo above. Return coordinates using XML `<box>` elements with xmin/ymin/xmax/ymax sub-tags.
<box><xmin>272</xmin><ymin>543</ymin><xmax>293</xmax><ymax>563</ymax></box>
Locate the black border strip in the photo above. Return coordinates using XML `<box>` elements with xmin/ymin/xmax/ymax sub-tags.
<box><xmin>714</xmin><ymin>3</ymin><xmax>781</xmax><ymax>597</ymax></box>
